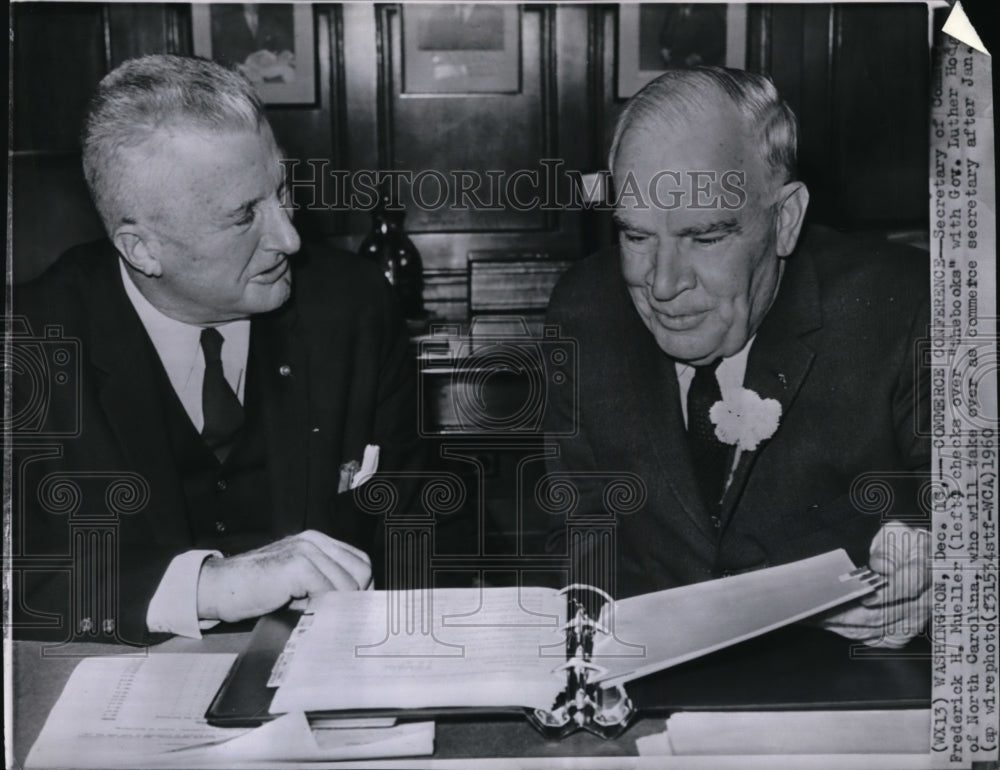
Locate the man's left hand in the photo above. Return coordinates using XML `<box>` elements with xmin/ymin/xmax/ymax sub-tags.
<box><xmin>814</xmin><ymin>522</ymin><xmax>930</xmax><ymax>648</ymax></box>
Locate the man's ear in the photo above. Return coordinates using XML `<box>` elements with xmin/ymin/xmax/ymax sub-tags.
<box><xmin>112</xmin><ymin>225</ymin><xmax>162</xmax><ymax>277</ymax></box>
<box><xmin>774</xmin><ymin>181</ymin><xmax>810</xmax><ymax>258</ymax></box>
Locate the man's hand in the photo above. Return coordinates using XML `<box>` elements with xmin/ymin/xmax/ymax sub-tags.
<box><xmin>814</xmin><ymin>522</ymin><xmax>930</xmax><ymax>648</ymax></box>
<box><xmin>197</xmin><ymin>530</ymin><xmax>372</xmax><ymax>623</ymax></box>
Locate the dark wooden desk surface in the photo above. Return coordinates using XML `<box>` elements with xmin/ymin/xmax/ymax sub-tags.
<box><xmin>12</xmin><ymin>624</ymin><xmax>930</xmax><ymax>767</ymax></box>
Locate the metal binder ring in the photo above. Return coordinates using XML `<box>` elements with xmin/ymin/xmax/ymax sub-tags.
<box><xmin>558</xmin><ymin>583</ymin><xmax>614</xmax><ymax>605</ymax></box>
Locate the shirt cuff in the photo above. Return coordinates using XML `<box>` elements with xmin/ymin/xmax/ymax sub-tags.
<box><xmin>146</xmin><ymin>550</ymin><xmax>223</xmax><ymax>638</ymax></box>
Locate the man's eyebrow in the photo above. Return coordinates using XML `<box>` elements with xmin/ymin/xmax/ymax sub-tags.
<box><xmin>611</xmin><ymin>213</ymin><xmax>650</xmax><ymax>232</ymax></box>
<box><xmin>225</xmin><ymin>173</ymin><xmax>286</xmax><ymax>218</ymax></box>
<box><xmin>674</xmin><ymin>219</ymin><xmax>741</xmax><ymax>238</ymax></box>
<box><xmin>225</xmin><ymin>196</ymin><xmax>263</xmax><ymax>219</ymax></box>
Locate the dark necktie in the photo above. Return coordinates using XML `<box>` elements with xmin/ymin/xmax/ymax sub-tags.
<box><xmin>686</xmin><ymin>359</ymin><xmax>729</xmax><ymax>515</ymax></box>
<box><xmin>200</xmin><ymin>327</ymin><xmax>243</xmax><ymax>463</ymax></box>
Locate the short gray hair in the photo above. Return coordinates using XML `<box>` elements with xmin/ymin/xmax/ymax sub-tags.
<box><xmin>82</xmin><ymin>54</ymin><xmax>265</xmax><ymax>231</ymax></box>
<box><xmin>609</xmin><ymin>66</ymin><xmax>798</xmax><ymax>184</ymax></box>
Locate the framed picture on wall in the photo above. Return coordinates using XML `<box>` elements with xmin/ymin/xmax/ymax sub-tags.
<box><xmin>192</xmin><ymin>3</ymin><xmax>316</xmax><ymax>105</ymax></box>
<box><xmin>403</xmin><ymin>4</ymin><xmax>520</xmax><ymax>94</ymax></box>
<box><xmin>617</xmin><ymin>3</ymin><xmax>747</xmax><ymax>98</ymax></box>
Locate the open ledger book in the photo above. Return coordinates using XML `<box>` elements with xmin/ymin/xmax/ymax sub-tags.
<box><xmin>260</xmin><ymin>550</ymin><xmax>881</xmax><ymax>737</ymax></box>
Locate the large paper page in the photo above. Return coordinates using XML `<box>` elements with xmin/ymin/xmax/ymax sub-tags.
<box><xmin>270</xmin><ymin>586</ymin><xmax>568</xmax><ymax>713</ymax></box>
<box><xmin>25</xmin><ymin>654</ymin><xmax>243</xmax><ymax>768</ymax></box>
<box><xmin>592</xmin><ymin>549</ymin><xmax>879</xmax><ymax>685</ymax></box>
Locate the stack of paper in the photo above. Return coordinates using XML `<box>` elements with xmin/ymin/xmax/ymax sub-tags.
<box><xmin>268</xmin><ymin>551</ymin><xmax>878</xmax><ymax>716</ymax></box>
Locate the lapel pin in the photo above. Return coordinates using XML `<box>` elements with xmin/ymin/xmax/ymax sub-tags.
<box><xmin>279</xmin><ymin>364</ymin><xmax>292</xmax><ymax>377</ymax></box>
<box><xmin>777</xmin><ymin>372</ymin><xmax>787</xmax><ymax>386</ymax></box>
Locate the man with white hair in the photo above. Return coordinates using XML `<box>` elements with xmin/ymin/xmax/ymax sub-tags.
<box><xmin>13</xmin><ymin>54</ymin><xmax>422</xmax><ymax>643</ymax></box>
<box><xmin>544</xmin><ymin>67</ymin><xmax>930</xmax><ymax>648</ymax></box>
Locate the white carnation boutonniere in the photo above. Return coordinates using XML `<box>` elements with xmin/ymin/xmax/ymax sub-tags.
<box><xmin>709</xmin><ymin>388</ymin><xmax>782</xmax><ymax>452</ymax></box>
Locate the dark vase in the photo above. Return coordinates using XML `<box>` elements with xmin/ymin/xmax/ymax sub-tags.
<box><xmin>358</xmin><ymin>196</ymin><xmax>425</xmax><ymax>319</ymax></box>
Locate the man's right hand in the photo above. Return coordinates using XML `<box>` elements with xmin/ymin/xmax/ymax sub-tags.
<box><xmin>196</xmin><ymin>530</ymin><xmax>372</xmax><ymax>623</ymax></box>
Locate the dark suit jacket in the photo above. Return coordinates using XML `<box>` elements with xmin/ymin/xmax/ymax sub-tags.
<box><xmin>11</xmin><ymin>240</ymin><xmax>423</xmax><ymax>643</ymax></box>
<box><xmin>543</xmin><ymin>227</ymin><xmax>930</xmax><ymax>599</ymax></box>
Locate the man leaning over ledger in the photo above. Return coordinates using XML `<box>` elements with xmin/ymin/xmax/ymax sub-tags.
<box><xmin>11</xmin><ymin>54</ymin><xmax>427</xmax><ymax>645</ymax></box>
<box><xmin>543</xmin><ymin>67</ymin><xmax>931</xmax><ymax>648</ymax></box>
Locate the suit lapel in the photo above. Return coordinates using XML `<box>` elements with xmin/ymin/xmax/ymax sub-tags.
<box><xmin>89</xmin><ymin>245</ymin><xmax>313</xmax><ymax>544</ymax></box>
<box><xmin>619</xmin><ymin>283</ymin><xmax>718</xmax><ymax>546</ymax></box>
<box><xmin>718</xmin><ymin>249</ymin><xmax>824</xmax><ymax>525</ymax></box>
<box><xmin>251</xmin><ymin>304</ymin><xmax>310</xmax><ymax>538</ymax></box>
<box><xmin>88</xmin><ymin>251</ymin><xmax>190</xmax><ymax>545</ymax></box>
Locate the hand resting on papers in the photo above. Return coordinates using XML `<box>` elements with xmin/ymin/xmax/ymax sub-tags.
<box><xmin>812</xmin><ymin>522</ymin><xmax>930</xmax><ymax>648</ymax></box>
<box><xmin>197</xmin><ymin>530</ymin><xmax>373</xmax><ymax>623</ymax></box>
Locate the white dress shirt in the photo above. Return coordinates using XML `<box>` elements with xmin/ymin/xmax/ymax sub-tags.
<box><xmin>674</xmin><ymin>338</ymin><xmax>756</xmax><ymax>486</ymax></box>
<box><xmin>674</xmin><ymin>337</ymin><xmax>756</xmax><ymax>428</ymax></box>
<box><xmin>119</xmin><ymin>260</ymin><xmax>250</xmax><ymax>637</ymax></box>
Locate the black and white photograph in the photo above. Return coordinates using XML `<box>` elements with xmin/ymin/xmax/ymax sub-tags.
<box><xmin>6</xmin><ymin>1</ymin><xmax>997</xmax><ymax>768</ymax></box>
<box><xmin>618</xmin><ymin>3</ymin><xmax>747</xmax><ymax>96</ymax></box>
<box><xmin>640</xmin><ymin>3</ymin><xmax>727</xmax><ymax>70</ymax></box>
<box><xmin>403</xmin><ymin>3</ymin><xmax>520</xmax><ymax>93</ymax></box>
<box><xmin>192</xmin><ymin>3</ymin><xmax>316</xmax><ymax>104</ymax></box>
<box><xmin>418</xmin><ymin>3</ymin><xmax>506</xmax><ymax>50</ymax></box>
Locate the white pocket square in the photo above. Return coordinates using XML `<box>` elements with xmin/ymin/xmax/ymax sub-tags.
<box><xmin>339</xmin><ymin>444</ymin><xmax>380</xmax><ymax>493</ymax></box>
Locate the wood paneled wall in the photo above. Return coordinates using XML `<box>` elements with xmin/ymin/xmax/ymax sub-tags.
<box><xmin>12</xmin><ymin>3</ymin><xmax>931</xmax><ymax>299</ymax></box>
<box><xmin>753</xmin><ymin>3</ymin><xmax>930</xmax><ymax>229</ymax></box>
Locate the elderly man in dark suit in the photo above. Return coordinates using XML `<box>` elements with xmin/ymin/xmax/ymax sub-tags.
<box><xmin>12</xmin><ymin>54</ymin><xmax>423</xmax><ymax>644</ymax></box>
<box><xmin>544</xmin><ymin>67</ymin><xmax>930</xmax><ymax>648</ymax></box>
